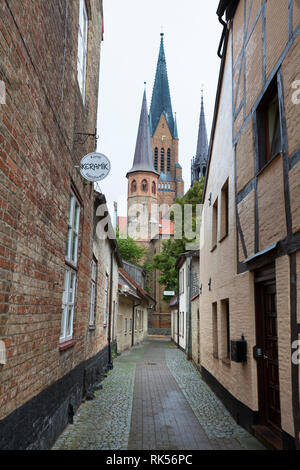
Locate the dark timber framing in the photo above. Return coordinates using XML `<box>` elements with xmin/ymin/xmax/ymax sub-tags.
<box><xmin>231</xmin><ymin>0</ymin><xmax>300</xmax><ymax>449</ymax></box>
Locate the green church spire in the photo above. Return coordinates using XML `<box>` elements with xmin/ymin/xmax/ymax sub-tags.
<box><xmin>149</xmin><ymin>33</ymin><xmax>176</xmax><ymax>138</ymax></box>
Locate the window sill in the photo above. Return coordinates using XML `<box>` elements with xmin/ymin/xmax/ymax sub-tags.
<box><xmin>65</xmin><ymin>259</ymin><xmax>78</xmax><ymax>271</ymax></box>
<box><xmin>221</xmin><ymin>357</ymin><xmax>231</xmax><ymax>366</ymax></box>
<box><xmin>89</xmin><ymin>326</ymin><xmax>96</xmax><ymax>331</ymax></box>
<box><xmin>219</xmin><ymin>233</ymin><xmax>228</xmax><ymax>244</ymax></box>
<box><xmin>59</xmin><ymin>340</ymin><xmax>76</xmax><ymax>352</ymax></box>
<box><xmin>256</xmin><ymin>151</ymin><xmax>282</xmax><ymax>177</ymax></box>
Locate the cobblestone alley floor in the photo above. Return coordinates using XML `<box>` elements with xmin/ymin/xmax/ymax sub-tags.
<box><xmin>53</xmin><ymin>337</ymin><xmax>266</xmax><ymax>451</ymax></box>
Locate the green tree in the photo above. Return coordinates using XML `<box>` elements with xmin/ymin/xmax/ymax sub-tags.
<box><xmin>152</xmin><ymin>239</ymin><xmax>185</xmax><ymax>298</ymax></box>
<box><xmin>171</xmin><ymin>178</ymin><xmax>204</xmax><ymax>236</ymax></box>
<box><xmin>116</xmin><ymin>233</ymin><xmax>146</xmax><ymax>265</ymax></box>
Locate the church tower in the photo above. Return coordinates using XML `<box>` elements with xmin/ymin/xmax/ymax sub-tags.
<box><xmin>191</xmin><ymin>91</ymin><xmax>208</xmax><ymax>186</ymax></box>
<box><xmin>149</xmin><ymin>33</ymin><xmax>184</xmax><ymax>207</ymax></box>
<box><xmin>127</xmin><ymin>89</ymin><xmax>159</xmax><ymax>245</ymax></box>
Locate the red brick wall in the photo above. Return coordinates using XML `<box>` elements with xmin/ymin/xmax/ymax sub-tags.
<box><xmin>0</xmin><ymin>0</ymin><xmax>104</xmax><ymax>420</ymax></box>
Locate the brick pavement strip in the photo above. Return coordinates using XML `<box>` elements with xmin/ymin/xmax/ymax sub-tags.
<box><xmin>52</xmin><ymin>338</ymin><xmax>265</xmax><ymax>451</ymax></box>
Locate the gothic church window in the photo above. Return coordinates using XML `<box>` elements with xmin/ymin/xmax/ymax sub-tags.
<box><xmin>154</xmin><ymin>148</ymin><xmax>158</xmax><ymax>171</ymax></box>
<box><xmin>131</xmin><ymin>180</ymin><xmax>137</xmax><ymax>193</ymax></box>
<box><xmin>161</xmin><ymin>149</ymin><xmax>165</xmax><ymax>173</ymax></box>
<box><xmin>141</xmin><ymin>179</ymin><xmax>148</xmax><ymax>192</ymax></box>
<box><xmin>167</xmin><ymin>149</ymin><xmax>171</xmax><ymax>172</ymax></box>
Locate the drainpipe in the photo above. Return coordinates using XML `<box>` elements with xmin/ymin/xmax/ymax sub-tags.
<box><xmin>187</xmin><ymin>256</ymin><xmax>193</xmax><ymax>361</ymax></box>
<box><xmin>107</xmin><ymin>247</ymin><xmax>115</xmax><ymax>370</ymax></box>
<box><xmin>132</xmin><ymin>300</ymin><xmax>141</xmax><ymax>347</ymax></box>
<box><xmin>217</xmin><ymin>16</ymin><xmax>228</xmax><ymax>59</ymax></box>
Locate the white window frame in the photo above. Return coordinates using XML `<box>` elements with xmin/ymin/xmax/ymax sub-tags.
<box><xmin>104</xmin><ymin>273</ymin><xmax>109</xmax><ymax>326</ymax></box>
<box><xmin>77</xmin><ymin>0</ymin><xmax>88</xmax><ymax>103</ymax></box>
<box><xmin>89</xmin><ymin>259</ymin><xmax>97</xmax><ymax>326</ymax></box>
<box><xmin>66</xmin><ymin>192</ymin><xmax>80</xmax><ymax>265</ymax></box>
<box><xmin>60</xmin><ymin>268</ymin><xmax>77</xmax><ymax>343</ymax></box>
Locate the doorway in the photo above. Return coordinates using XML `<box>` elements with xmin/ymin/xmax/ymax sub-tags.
<box><xmin>255</xmin><ymin>265</ymin><xmax>282</xmax><ymax>439</ymax></box>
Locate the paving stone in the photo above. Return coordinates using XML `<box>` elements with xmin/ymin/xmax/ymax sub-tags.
<box><xmin>52</xmin><ymin>338</ymin><xmax>265</xmax><ymax>451</ymax></box>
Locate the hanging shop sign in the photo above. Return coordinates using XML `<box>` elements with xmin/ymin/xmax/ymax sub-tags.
<box><xmin>79</xmin><ymin>152</ymin><xmax>111</xmax><ymax>182</ymax></box>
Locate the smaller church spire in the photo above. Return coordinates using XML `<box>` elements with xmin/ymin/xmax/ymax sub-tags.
<box><xmin>127</xmin><ymin>89</ymin><xmax>159</xmax><ymax>177</ymax></box>
<box><xmin>196</xmin><ymin>90</ymin><xmax>208</xmax><ymax>159</ymax></box>
<box><xmin>191</xmin><ymin>90</ymin><xmax>209</xmax><ymax>186</ymax></box>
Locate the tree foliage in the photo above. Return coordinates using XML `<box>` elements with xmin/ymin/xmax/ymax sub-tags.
<box><xmin>116</xmin><ymin>233</ymin><xmax>146</xmax><ymax>265</ymax></box>
<box><xmin>152</xmin><ymin>178</ymin><xmax>204</xmax><ymax>298</ymax></box>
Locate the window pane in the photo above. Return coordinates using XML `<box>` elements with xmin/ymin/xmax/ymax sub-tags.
<box><xmin>74</xmin><ymin>203</ymin><xmax>80</xmax><ymax>232</ymax></box>
<box><xmin>66</xmin><ymin>307</ymin><xmax>73</xmax><ymax>337</ymax></box>
<box><xmin>71</xmin><ymin>233</ymin><xmax>78</xmax><ymax>263</ymax></box>
<box><xmin>68</xmin><ymin>194</ymin><xmax>74</xmax><ymax>225</ymax></box>
<box><xmin>66</xmin><ymin>227</ymin><xmax>72</xmax><ymax>258</ymax></box>
<box><xmin>70</xmin><ymin>271</ymin><xmax>76</xmax><ymax>302</ymax></box>
<box><xmin>61</xmin><ymin>306</ymin><xmax>66</xmax><ymax>337</ymax></box>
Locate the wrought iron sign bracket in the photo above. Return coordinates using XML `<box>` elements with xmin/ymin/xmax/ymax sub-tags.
<box><xmin>74</xmin><ymin>128</ymin><xmax>99</xmax><ymax>148</ymax></box>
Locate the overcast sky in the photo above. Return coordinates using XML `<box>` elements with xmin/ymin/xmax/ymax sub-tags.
<box><xmin>96</xmin><ymin>0</ymin><xmax>222</xmax><ymax>217</ymax></box>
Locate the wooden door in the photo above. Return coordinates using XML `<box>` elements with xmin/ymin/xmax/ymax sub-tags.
<box><xmin>255</xmin><ymin>280</ymin><xmax>281</xmax><ymax>433</ymax></box>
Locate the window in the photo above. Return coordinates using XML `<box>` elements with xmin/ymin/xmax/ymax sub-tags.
<box><xmin>61</xmin><ymin>269</ymin><xmax>77</xmax><ymax>343</ymax></box>
<box><xmin>89</xmin><ymin>259</ymin><xmax>97</xmax><ymax>326</ymax></box>
<box><xmin>220</xmin><ymin>180</ymin><xmax>229</xmax><ymax>241</ymax></box>
<box><xmin>212</xmin><ymin>302</ymin><xmax>218</xmax><ymax>358</ymax></box>
<box><xmin>61</xmin><ymin>192</ymin><xmax>80</xmax><ymax>343</ymax></box>
<box><xmin>125</xmin><ymin>318</ymin><xmax>128</xmax><ymax>333</ymax></box>
<box><xmin>154</xmin><ymin>148</ymin><xmax>158</xmax><ymax>171</ymax></box>
<box><xmin>257</xmin><ymin>79</ymin><xmax>282</xmax><ymax>170</ymax></box>
<box><xmin>161</xmin><ymin>148</ymin><xmax>165</xmax><ymax>173</ymax></box>
<box><xmin>141</xmin><ymin>179</ymin><xmax>148</xmax><ymax>192</ymax></box>
<box><xmin>220</xmin><ymin>299</ymin><xmax>230</xmax><ymax>361</ymax></box>
<box><xmin>179</xmin><ymin>268</ymin><xmax>185</xmax><ymax>294</ymax></box>
<box><xmin>152</xmin><ymin>181</ymin><xmax>156</xmax><ymax>194</ymax></box>
<box><xmin>167</xmin><ymin>149</ymin><xmax>171</xmax><ymax>172</ymax></box>
<box><xmin>131</xmin><ymin>180</ymin><xmax>137</xmax><ymax>194</ymax></box>
<box><xmin>66</xmin><ymin>192</ymin><xmax>80</xmax><ymax>265</ymax></box>
<box><xmin>129</xmin><ymin>318</ymin><xmax>132</xmax><ymax>332</ymax></box>
<box><xmin>211</xmin><ymin>198</ymin><xmax>218</xmax><ymax>250</ymax></box>
<box><xmin>104</xmin><ymin>273</ymin><xmax>109</xmax><ymax>325</ymax></box>
<box><xmin>77</xmin><ymin>0</ymin><xmax>88</xmax><ymax>102</ymax></box>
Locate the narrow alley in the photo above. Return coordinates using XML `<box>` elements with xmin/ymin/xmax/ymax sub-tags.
<box><xmin>53</xmin><ymin>338</ymin><xmax>265</xmax><ymax>451</ymax></box>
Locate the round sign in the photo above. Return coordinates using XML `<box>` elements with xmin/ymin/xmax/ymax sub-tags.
<box><xmin>80</xmin><ymin>152</ymin><xmax>111</xmax><ymax>182</ymax></box>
